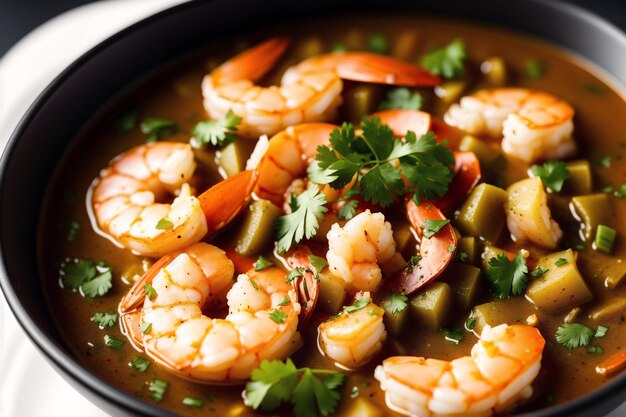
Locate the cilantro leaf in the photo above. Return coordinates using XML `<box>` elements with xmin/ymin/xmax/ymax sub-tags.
<box><xmin>530</xmin><ymin>160</ymin><xmax>570</xmax><ymax>192</ymax></box>
<box><xmin>144</xmin><ymin>283</ymin><xmax>158</xmax><ymax>300</ymax></box>
<box><xmin>531</xmin><ymin>267</ymin><xmax>549</xmax><ymax>277</ymax></box>
<box><xmin>321</xmin><ymin>373</ymin><xmax>346</xmax><ymax>390</ymax></box>
<box><xmin>90</xmin><ymin>311</ymin><xmax>118</xmax><ymax>328</ymax></box>
<box><xmin>155</xmin><ymin>218</ymin><xmax>174</xmax><ymax>230</ymax></box>
<box><xmin>595</xmin><ymin>325</ymin><xmax>609</xmax><ymax>338</ymax></box>
<box><xmin>292</xmin><ymin>369</ymin><xmax>317</xmax><ymax>417</ymax></box>
<box><xmin>360</xmin><ymin>115</ymin><xmax>395</xmax><ymax>160</ymax></box>
<box><xmin>60</xmin><ymin>259</ymin><xmax>96</xmax><ymax>289</ymax></box>
<box><xmin>420</xmin><ymin>39</ymin><xmax>466</xmax><ymax>79</ymax></box>
<box><xmin>556</xmin><ymin>323</ymin><xmax>595</xmax><ymax>349</ymax></box>
<box><xmin>269</xmin><ymin>309</ymin><xmax>288</xmax><ymax>324</ymax></box>
<box><xmin>343</xmin><ymin>298</ymin><xmax>370</xmax><ymax>313</ymax></box>
<box><xmin>361</xmin><ymin>164</ymin><xmax>405</xmax><ymax>207</ymax></box>
<box><xmin>129</xmin><ymin>356</ymin><xmax>151</xmax><ymax>373</ymax></box>
<box><xmin>308</xmin><ymin>255</ymin><xmax>328</xmax><ymax>275</ymax></box>
<box><xmin>140</xmin><ymin>117</ymin><xmax>175</xmax><ymax>142</ymax></box>
<box><xmin>379</xmin><ymin>87</ymin><xmax>423</xmax><ymax>110</ymax></box>
<box><xmin>421</xmin><ymin>219</ymin><xmax>450</xmax><ymax>239</ymax></box>
<box><xmin>311</xmin><ymin>371</ymin><xmax>342</xmax><ymax>416</ymax></box>
<box><xmin>254</xmin><ymin>256</ymin><xmax>274</xmax><ymax>271</ymax></box>
<box><xmin>192</xmin><ymin>109</ymin><xmax>242</xmax><ymax>147</ymax></box>
<box><xmin>275</xmin><ymin>188</ymin><xmax>328</xmax><ymax>253</ymax></box>
<box><xmin>286</xmin><ymin>267</ymin><xmax>305</xmax><ymax>283</ymax></box>
<box><xmin>245</xmin><ymin>359</ymin><xmax>298</xmax><ymax>410</ymax></box>
<box><xmin>381</xmin><ymin>292</ymin><xmax>408</xmax><ymax>314</ymax></box>
<box><xmin>443</xmin><ymin>328</ymin><xmax>464</xmax><ymax>344</ymax></box>
<box><xmin>337</xmin><ymin>199</ymin><xmax>358</xmax><ymax>220</ymax></box>
<box><xmin>104</xmin><ymin>334</ymin><xmax>124</xmax><ymax>350</ymax></box>
<box><xmin>485</xmin><ymin>252</ymin><xmax>529</xmax><ymax>298</ymax></box>
<box><xmin>81</xmin><ymin>269</ymin><xmax>113</xmax><ymax>298</ymax></box>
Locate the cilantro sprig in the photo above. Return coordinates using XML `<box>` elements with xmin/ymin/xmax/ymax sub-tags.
<box><xmin>275</xmin><ymin>188</ymin><xmax>328</xmax><ymax>253</ymax></box>
<box><xmin>309</xmin><ymin>117</ymin><xmax>454</xmax><ymax>208</ymax></box>
<box><xmin>485</xmin><ymin>252</ymin><xmax>529</xmax><ymax>298</ymax></box>
<box><xmin>244</xmin><ymin>359</ymin><xmax>346</xmax><ymax>417</ymax></box>
<box><xmin>90</xmin><ymin>311</ymin><xmax>118</xmax><ymax>328</ymax></box>
<box><xmin>420</xmin><ymin>39</ymin><xmax>466</xmax><ymax>79</ymax></box>
<box><xmin>379</xmin><ymin>87</ymin><xmax>423</xmax><ymax>110</ymax></box>
<box><xmin>60</xmin><ymin>259</ymin><xmax>113</xmax><ymax>298</ymax></box>
<box><xmin>556</xmin><ymin>323</ymin><xmax>595</xmax><ymax>349</ymax></box>
<box><xmin>530</xmin><ymin>160</ymin><xmax>570</xmax><ymax>192</ymax></box>
<box><xmin>192</xmin><ymin>109</ymin><xmax>242</xmax><ymax>147</ymax></box>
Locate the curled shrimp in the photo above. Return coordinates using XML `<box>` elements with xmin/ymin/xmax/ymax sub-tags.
<box><xmin>202</xmin><ymin>38</ymin><xmax>440</xmax><ymax>138</ymax></box>
<box><xmin>119</xmin><ymin>242</ymin><xmax>301</xmax><ymax>383</ymax></box>
<box><xmin>326</xmin><ymin>210</ymin><xmax>400</xmax><ymax>292</ymax></box>
<box><xmin>443</xmin><ymin>88</ymin><xmax>576</xmax><ymax>163</ymax></box>
<box><xmin>89</xmin><ymin>141</ymin><xmax>257</xmax><ymax>257</ymax></box>
<box><xmin>318</xmin><ymin>293</ymin><xmax>386</xmax><ymax>369</ymax></box>
<box><xmin>375</xmin><ymin>324</ymin><xmax>546</xmax><ymax>417</ymax></box>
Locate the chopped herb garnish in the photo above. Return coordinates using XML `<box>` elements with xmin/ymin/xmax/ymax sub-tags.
<box><xmin>443</xmin><ymin>328</ymin><xmax>464</xmax><ymax>344</ymax></box>
<box><xmin>81</xmin><ymin>268</ymin><xmax>113</xmax><ymax>299</ymax></box>
<box><xmin>90</xmin><ymin>311</ymin><xmax>118</xmax><ymax>328</ymax></box>
<box><xmin>115</xmin><ymin>107</ymin><xmax>138</xmax><ymax>133</ymax></box>
<box><xmin>613</xmin><ymin>182</ymin><xmax>626</xmax><ymax>198</ymax></box>
<box><xmin>367</xmin><ymin>33</ymin><xmax>388</xmax><ymax>54</ymax></box>
<box><xmin>531</xmin><ymin>267</ymin><xmax>549</xmax><ymax>278</ymax></box>
<box><xmin>383</xmin><ymin>293</ymin><xmax>408</xmax><ymax>314</ymax></box>
<box><xmin>144</xmin><ymin>283</ymin><xmax>158</xmax><ymax>300</ymax></box>
<box><xmin>485</xmin><ymin>252</ymin><xmax>529</xmax><ymax>298</ymax></box>
<box><xmin>140</xmin><ymin>117</ymin><xmax>176</xmax><ymax>142</ymax></box>
<box><xmin>308</xmin><ymin>255</ymin><xmax>328</xmax><ymax>275</ymax></box>
<box><xmin>155</xmin><ymin>218</ymin><xmax>174</xmax><ymax>230</ymax></box>
<box><xmin>192</xmin><ymin>109</ymin><xmax>242</xmax><ymax>147</ymax></box>
<box><xmin>596</xmin><ymin>325</ymin><xmax>609</xmax><ymax>338</ymax></box>
<box><xmin>148</xmin><ymin>378</ymin><xmax>169</xmax><ymax>402</ymax></box>
<box><xmin>529</xmin><ymin>160</ymin><xmax>570</xmax><ymax>192</ymax></box>
<box><xmin>447</xmin><ymin>245</ymin><xmax>456</xmax><ymax>252</ymax></box>
<box><xmin>367</xmin><ymin>308</ymin><xmax>380</xmax><ymax>316</ymax></box>
<box><xmin>420</xmin><ymin>39</ymin><xmax>466</xmax><ymax>79</ymax></box>
<box><xmin>456</xmin><ymin>251</ymin><xmax>469</xmax><ymax>263</ymax></box>
<box><xmin>268</xmin><ymin>309</ymin><xmax>287</xmax><ymax>324</ymax></box>
<box><xmin>525</xmin><ymin>60</ymin><xmax>545</xmax><ymax>79</ymax></box>
<box><xmin>249</xmin><ymin>279</ymin><xmax>259</xmax><ymax>290</ymax></box>
<box><xmin>278</xmin><ymin>296</ymin><xmax>290</xmax><ymax>307</ymax></box>
<box><xmin>60</xmin><ymin>259</ymin><xmax>113</xmax><ymax>298</ymax></box>
<box><xmin>66</xmin><ymin>218</ymin><xmax>81</xmax><ymax>242</ymax></box>
<box><xmin>182</xmin><ymin>397</ymin><xmax>204</xmax><ymax>408</ymax></box>
<box><xmin>556</xmin><ymin>323</ymin><xmax>595</xmax><ymax>349</ymax></box>
<box><xmin>141</xmin><ymin>322</ymin><xmax>152</xmax><ymax>334</ymax></box>
<box><xmin>337</xmin><ymin>199</ymin><xmax>358</xmax><ymax>220</ymax></box>
<box><xmin>587</xmin><ymin>346</ymin><xmax>604</xmax><ymax>354</ymax></box>
<box><xmin>254</xmin><ymin>256</ymin><xmax>274</xmax><ymax>271</ymax></box>
<box><xmin>343</xmin><ymin>298</ymin><xmax>370</xmax><ymax>313</ymax></box>
<box><xmin>555</xmin><ymin>258</ymin><xmax>568</xmax><ymax>267</ymax></box>
<box><xmin>465</xmin><ymin>317</ymin><xmax>477</xmax><ymax>330</ymax></box>
<box><xmin>244</xmin><ymin>359</ymin><xmax>346</xmax><ymax>417</ymax></box>
<box><xmin>129</xmin><ymin>356</ymin><xmax>151</xmax><ymax>372</ymax></box>
<box><xmin>286</xmin><ymin>267</ymin><xmax>305</xmax><ymax>283</ymax></box>
<box><xmin>104</xmin><ymin>334</ymin><xmax>125</xmax><ymax>350</ymax></box>
<box><xmin>410</xmin><ymin>255</ymin><xmax>421</xmax><ymax>265</ymax></box>
<box><xmin>275</xmin><ymin>188</ymin><xmax>328</xmax><ymax>253</ymax></box>
<box><xmin>379</xmin><ymin>87</ymin><xmax>423</xmax><ymax>110</ymax></box>
<box><xmin>598</xmin><ymin>155</ymin><xmax>612</xmax><ymax>168</ymax></box>
<box><xmin>308</xmin><ymin>117</ymin><xmax>454</xmax><ymax>207</ymax></box>
<box><xmin>421</xmin><ymin>219</ymin><xmax>450</xmax><ymax>239</ymax></box>
<box><xmin>594</xmin><ymin>225</ymin><xmax>616</xmax><ymax>254</ymax></box>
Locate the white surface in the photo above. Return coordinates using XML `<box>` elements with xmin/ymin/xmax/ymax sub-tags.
<box><xmin>0</xmin><ymin>2</ymin><xmax>625</xmax><ymax>417</ymax></box>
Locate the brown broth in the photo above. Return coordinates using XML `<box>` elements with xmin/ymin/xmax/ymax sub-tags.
<box><xmin>39</xmin><ymin>15</ymin><xmax>626</xmax><ymax>416</ymax></box>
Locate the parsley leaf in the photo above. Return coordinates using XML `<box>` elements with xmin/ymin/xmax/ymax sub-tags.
<box><xmin>140</xmin><ymin>117</ymin><xmax>176</xmax><ymax>142</ymax></box>
<box><xmin>90</xmin><ymin>311</ymin><xmax>118</xmax><ymax>328</ymax></box>
<box><xmin>420</xmin><ymin>38</ymin><xmax>466</xmax><ymax>79</ymax></box>
<box><xmin>379</xmin><ymin>88</ymin><xmax>423</xmax><ymax>110</ymax></box>
<box><xmin>381</xmin><ymin>292</ymin><xmax>408</xmax><ymax>314</ymax></box>
<box><xmin>192</xmin><ymin>109</ymin><xmax>242</xmax><ymax>147</ymax></box>
<box><xmin>421</xmin><ymin>219</ymin><xmax>450</xmax><ymax>239</ymax></box>
<box><xmin>556</xmin><ymin>323</ymin><xmax>595</xmax><ymax>349</ymax></box>
<box><xmin>595</xmin><ymin>325</ymin><xmax>609</xmax><ymax>338</ymax></box>
<box><xmin>254</xmin><ymin>256</ymin><xmax>274</xmax><ymax>271</ymax></box>
<box><xmin>308</xmin><ymin>255</ymin><xmax>328</xmax><ymax>275</ymax></box>
<box><xmin>104</xmin><ymin>334</ymin><xmax>124</xmax><ymax>350</ymax></box>
<box><xmin>244</xmin><ymin>359</ymin><xmax>345</xmax><ymax>417</ymax></box>
<box><xmin>60</xmin><ymin>259</ymin><xmax>96</xmax><ymax>289</ymax></box>
<box><xmin>129</xmin><ymin>356</ymin><xmax>151</xmax><ymax>373</ymax></box>
<box><xmin>310</xmin><ymin>117</ymin><xmax>454</xmax><ymax>208</ymax></box>
<box><xmin>343</xmin><ymin>298</ymin><xmax>370</xmax><ymax>313</ymax></box>
<box><xmin>337</xmin><ymin>199</ymin><xmax>358</xmax><ymax>220</ymax></box>
<box><xmin>485</xmin><ymin>252</ymin><xmax>529</xmax><ymax>298</ymax></box>
<box><xmin>530</xmin><ymin>160</ymin><xmax>570</xmax><ymax>192</ymax></box>
<box><xmin>275</xmin><ymin>188</ymin><xmax>328</xmax><ymax>253</ymax></box>
<box><xmin>81</xmin><ymin>268</ymin><xmax>113</xmax><ymax>298</ymax></box>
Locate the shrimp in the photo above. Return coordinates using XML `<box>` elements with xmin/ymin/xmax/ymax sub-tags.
<box><xmin>120</xmin><ymin>242</ymin><xmax>301</xmax><ymax>383</ymax></box>
<box><xmin>375</xmin><ymin>324</ymin><xmax>546</xmax><ymax>417</ymax></box>
<box><xmin>326</xmin><ymin>210</ymin><xmax>399</xmax><ymax>292</ymax></box>
<box><xmin>443</xmin><ymin>88</ymin><xmax>576</xmax><ymax>163</ymax></box>
<box><xmin>318</xmin><ymin>293</ymin><xmax>386</xmax><ymax>369</ymax></box>
<box><xmin>202</xmin><ymin>38</ymin><xmax>440</xmax><ymax>138</ymax></box>
<box><xmin>89</xmin><ymin>142</ymin><xmax>257</xmax><ymax>257</ymax></box>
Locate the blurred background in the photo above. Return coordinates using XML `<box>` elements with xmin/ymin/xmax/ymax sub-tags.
<box><xmin>1</xmin><ymin>0</ymin><xmax>626</xmax><ymax>58</ymax></box>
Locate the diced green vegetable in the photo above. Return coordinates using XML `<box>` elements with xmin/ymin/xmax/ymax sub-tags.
<box><xmin>217</xmin><ymin>141</ymin><xmax>253</xmax><ymax>177</ymax></box>
<box><xmin>393</xmin><ymin>222</ymin><xmax>416</xmax><ymax>256</ymax></box>
<box><xmin>317</xmin><ymin>273</ymin><xmax>348</xmax><ymax>315</ymax></box>
<box><xmin>434</xmin><ymin>81</ymin><xmax>466</xmax><ymax>105</ymax></box>
<box><xmin>409</xmin><ymin>282</ymin><xmax>453</xmax><ymax>329</ymax></box>
<box><xmin>481</xmin><ymin>57</ymin><xmax>507</xmax><ymax>85</ymax></box>
<box><xmin>589</xmin><ymin>298</ymin><xmax>626</xmax><ymax>321</ymax></box>
<box><xmin>441</xmin><ymin>263</ymin><xmax>482</xmax><ymax>310</ymax></box>
<box><xmin>594</xmin><ymin>225</ymin><xmax>617</xmax><ymax>254</ymax></box>
<box><xmin>456</xmin><ymin>236</ymin><xmax>479</xmax><ymax>266</ymax></box>
<box><xmin>380</xmin><ymin>292</ymin><xmax>410</xmax><ymax>336</ymax></box>
<box><xmin>562</xmin><ymin>160</ymin><xmax>592</xmax><ymax>195</ymax></box>
<box><xmin>380</xmin><ymin>252</ymin><xmax>408</xmax><ymax>277</ymax></box>
<box><xmin>455</xmin><ymin>183</ymin><xmax>508</xmax><ymax>243</ymax></box>
<box><xmin>470</xmin><ymin>300</ymin><xmax>529</xmax><ymax>333</ymax></box>
<box><xmin>525</xmin><ymin>249</ymin><xmax>592</xmax><ymax>312</ymax></box>
<box><xmin>233</xmin><ymin>200</ymin><xmax>282</xmax><ymax>256</ymax></box>
<box><xmin>571</xmin><ymin>194</ymin><xmax>612</xmax><ymax>241</ymax></box>
<box><xmin>602</xmin><ymin>261</ymin><xmax>626</xmax><ymax>289</ymax></box>
<box><xmin>342</xmin><ymin>84</ymin><xmax>385</xmax><ymax>123</ymax></box>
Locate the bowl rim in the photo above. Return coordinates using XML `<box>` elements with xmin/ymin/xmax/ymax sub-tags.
<box><xmin>1</xmin><ymin>0</ymin><xmax>626</xmax><ymax>416</ymax></box>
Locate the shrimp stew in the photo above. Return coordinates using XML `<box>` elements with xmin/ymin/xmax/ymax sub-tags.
<box><xmin>39</xmin><ymin>15</ymin><xmax>626</xmax><ymax>417</ymax></box>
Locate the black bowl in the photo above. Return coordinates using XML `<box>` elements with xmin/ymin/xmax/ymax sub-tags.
<box><xmin>2</xmin><ymin>0</ymin><xmax>626</xmax><ymax>416</ymax></box>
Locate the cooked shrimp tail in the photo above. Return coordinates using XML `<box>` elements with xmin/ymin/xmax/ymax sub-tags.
<box><xmin>375</xmin><ymin>324</ymin><xmax>546</xmax><ymax>417</ymax></box>
<box><xmin>284</xmin><ymin>244</ymin><xmax>320</xmax><ymax>326</ymax></box>
<box><xmin>432</xmin><ymin>151</ymin><xmax>481</xmax><ymax>214</ymax></box>
<box><xmin>391</xmin><ymin>199</ymin><xmax>457</xmax><ymax>295</ymax></box>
